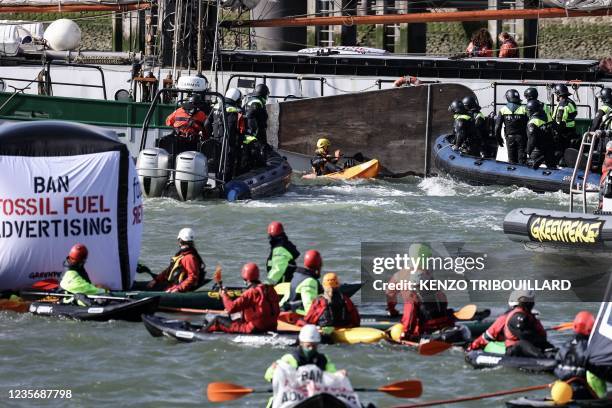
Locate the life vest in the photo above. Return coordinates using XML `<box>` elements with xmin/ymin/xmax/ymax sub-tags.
<box><xmin>290</xmin><ymin>349</ymin><xmax>328</xmax><ymax>371</ymax></box>
<box><xmin>168</xmin><ymin>108</ymin><xmax>206</xmax><ymax>139</ymax></box>
<box><xmin>502</xmin><ymin>307</ymin><xmax>540</xmax><ymax>348</ymax></box>
<box><xmin>60</xmin><ymin>265</ymin><xmax>92</xmax><ymax>285</ymax></box>
<box><xmin>288</xmin><ymin>268</ymin><xmax>323</xmax><ymax>305</ymax></box>
<box><xmin>417</xmin><ymin>291</ymin><xmax>454</xmax><ymax>332</ymax></box>
<box><xmin>316</xmin><ymin>292</ymin><xmax>351</xmax><ymax>327</ymax></box>
<box><xmin>266</xmin><ymin>235</ymin><xmax>300</xmax><ymax>282</ymax></box>
<box><xmin>553</xmin><ymin>99</ymin><xmax>578</xmax><ymax>128</ymax></box>
<box><xmin>167</xmin><ymin>247</ymin><xmax>205</xmax><ymax>286</ymax></box>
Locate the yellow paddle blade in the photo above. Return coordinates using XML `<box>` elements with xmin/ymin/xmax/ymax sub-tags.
<box><xmin>206</xmin><ymin>382</ymin><xmax>254</xmax><ymax>402</ymax></box>
<box><xmin>454</xmin><ymin>304</ymin><xmax>477</xmax><ymax>321</ymax></box>
<box><xmin>277</xmin><ymin>320</ymin><xmax>301</xmax><ymax>332</ymax></box>
<box><xmin>331</xmin><ymin>327</ymin><xmax>387</xmax><ymax>344</ymax></box>
<box><xmin>213</xmin><ymin>265</ymin><xmax>222</xmax><ymax>284</ymax></box>
<box><xmin>553</xmin><ymin>322</ymin><xmax>574</xmax><ymax>331</ymax></box>
<box><xmin>379</xmin><ymin>380</ymin><xmax>423</xmax><ymax>398</ymax></box>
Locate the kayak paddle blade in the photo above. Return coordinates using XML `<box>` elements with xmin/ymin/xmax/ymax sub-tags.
<box><xmin>453</xmin><ymin>304</ymin><xmax>477</xmax><ymax>321</ymax></box>
<box><xmin>379</xmin><ymin>380</ymin><xmax>423</xmax><ymax>398</ymax></box>
<box><xmin>206</xmin><ymin>382</ymin><xmax>254</xmax><ymax>402</ymax></box>
<box><xmin>31</xmin><ymin>279</ymin><xmax>59</xmax><ymax>291</ymax></box>
<box><xmin>418</xmin><ymin>340</ymin><xmax>452</xmax><ymax>356</ymax></box>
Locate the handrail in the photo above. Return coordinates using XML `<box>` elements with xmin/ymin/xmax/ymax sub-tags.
<box><xmin>569</xmin><ymin>131</ymin><xmax>599</xmax><ymax>214</ymax></box>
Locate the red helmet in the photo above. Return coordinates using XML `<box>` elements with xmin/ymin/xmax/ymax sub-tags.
<box><xmin>267</xmin><ymin>221</ymin><xmax>284</xmax><ymax>237</ymax></box>
<box><xmin>304</xmin><ymin>250</ymin><xmax>322</xmax><ymax>272</ymax></box>
<box><xmin>67</xmin><ymin>243</ymin><xmax>88</xmax><ymax>265</ymax></box>
<box><xmin>241</xmin><ymin>262</ymin><xmax>260</xmax><ymax>281</ymax></box>
<box><xmin>573</xmin><ymin>311</ymin><xmax>595</xmax><ymax>336</ymax></box>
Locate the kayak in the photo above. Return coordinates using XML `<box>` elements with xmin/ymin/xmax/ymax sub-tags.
<box><xmin>330</xmin><ymin>327</ymin><xmax>388</xmax><ymax>345</ymax></box>
<box><xmin>465</xmin><ymin>350</ymin><xmax>557</xmax><ymax>372</ymax></box>
<box><xmin>302</xmin><ymin>159</ymin><xmax>380</xmax><ymax>180</ymax></box>
<box><xmin>361</xmin><ymin>317</ymin><xmax>492</xmax><ymax>339</ymax></box>
<box><xmin>506</xmin><ymin>397</ymin><xmax>612</xmax><ymax>407</ymax></box>
<box><xmin>23</xmin><ymin>282</ymin><xmax>362</xmax><ymax>311</ymax></box>
<box><xmin>142</xmin><ymin>314</ymin><xmax>298</xmax><ymax>346</ymax></box>
<box><xmin>28</xmin><ymin>296</ymin><xmax>160</xmax><ymax>322</ymax></box>
<box><xmin>292</xmin><ymin>393</ymin><xmax>375</xmax><ymax>408</ymax></box>
<box><xmin>325</xmin><ymin>159</ymin><xmax>380</xmax><ymax>180</ymax></box>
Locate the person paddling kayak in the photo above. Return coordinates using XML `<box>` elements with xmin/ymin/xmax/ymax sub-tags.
<box><xmin>204</xmin><ymin>263</ymin><xmax>280</xmax><ymax>334</ymax></box>
<box><xmin>310</xmin><ymin>138</ymin><xmax>343</xmax><ymax>176</ymax></box>
<box><xmin>281</xmin><ymin>250</ymin><xmax>323</xmax><ymax>316</ymax></box>
<box><xmin>469</xmin><ymin>290</ymin><xmax>554</xmax><ymax>358</ymax></box>
<box><xmin>59</xmin><ymin>243</ymin><xmax>108</xmax><ymax>304</ymax></box>
<box><xmin>554</xmin><ymin>311</ymin><xmax>607</xmax><ymax>399</ymax></box>
<box><xmin>266</xmin><ymin>221</ymin><xmax>300</xmax><ymax>285</ymax></box>
<box><xmin>146</xmin><ymin>228</ymin><xmax>206</xmax><ymax>293</ymax></box>
<box><xmin>297</xmin><ymin>273</ymin><xmax>360</xmax><ymax>335</ymax></box>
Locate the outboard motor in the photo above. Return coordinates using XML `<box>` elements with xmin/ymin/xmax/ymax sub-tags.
<box><xmin>137</xmin><ymin>147</ymin><xmax>170</xmax><ymax>197</ymax></box>
<box><xmin>174</xmin><ymin>151</ymin><xmax>208</xmax><ymax>201</ymax></box>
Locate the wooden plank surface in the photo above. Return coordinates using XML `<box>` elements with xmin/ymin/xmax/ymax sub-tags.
<box><xmin>275</xmin><ymin>83</ymin><xmax>475</xmax><ymax>175</ymax></box>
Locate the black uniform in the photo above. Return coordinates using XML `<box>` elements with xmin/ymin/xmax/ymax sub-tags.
<box><xmin>526</xmin><ymin>112</ymin><xmax>556</xmax><ymax>169</ymax></box>
<box><xmin>453</xmin><ymin>113</ymin><xmax>478</xmax><ymax>155</ymax></box>
<box><xmin>204</xmin><ymin>99</ymin><xmax>243</xmax><ymax>180</ymax></box>
<box><xmin>244</xmin><ymin>95</ymin><xmax>269</xmax><ymax>145</ymax></box>
<box><xmin>495</xmin><ymin>103</ymin><xmax>528</xmax><ymax>164</ymax></box>
<box><xmin>555</xmin><ymin>335</ymin><xmax>597</xmax><ymax>400</ymax></box>
<box><xmin>310</xmin><ymin>151</ymin><xmax>342</xmax><ymax>176</ymax></box>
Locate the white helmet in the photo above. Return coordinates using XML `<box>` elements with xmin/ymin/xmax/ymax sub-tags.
<box><xmin>177</xmin><ymin>228</ymin><xmax>195</xmax><ymax>242</ymax></box>
<box><xmin>508</xmin><ymin>290</ymin><xmax>535</xmax><ymax>307</ymax></box>
<box><xmin>298</xmin><ymin>324</ymin><xmax>321</xmax><ymax>343</ymax></box>
<box><xmin>225</xmin><ymin>87</ymin><xmax>242</xmax><ymax>103</ymax></box>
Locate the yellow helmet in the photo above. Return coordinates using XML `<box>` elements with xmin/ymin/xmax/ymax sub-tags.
<box><xmin>322</xmin><ymin>272</ymin><xmax>340</xmax><ymax>289</ymax></box>
<box><xmin>316</xmin><ymin>138</ymin><xmax>331</xmax><ymax>150</ymax></box>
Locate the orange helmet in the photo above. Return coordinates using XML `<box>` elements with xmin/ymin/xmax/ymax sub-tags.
<box><xmin>322</xmin><ymin>273</ymin><xmax>340</xmax><ymax>289</ymax></box>
<box><xmin>573</xmin><ymin>311</ymin><xmax>595</xmax><ymax>336</ymax></box>
<box><xmin>67</xmin><ymin>243</ymin><xmax>88</xmax><ymax>265</ymax></box>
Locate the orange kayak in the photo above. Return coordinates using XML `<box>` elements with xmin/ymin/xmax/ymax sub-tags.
<box><xmin>303</xmin><ymin>159</ymin><xmax>380</xmax><ymax>180</ymax></box>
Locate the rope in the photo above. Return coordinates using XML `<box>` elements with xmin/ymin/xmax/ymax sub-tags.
<box><xmin>323</xmin><ymin>78</ymin><xmax>380</xmax><ymax>93</ymax></box>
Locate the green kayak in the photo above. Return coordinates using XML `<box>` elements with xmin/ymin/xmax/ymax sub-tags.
<box><xmin>111</xmin><ymin>282</ymin><xmax>363</xmax><ymax>310</ymax></box>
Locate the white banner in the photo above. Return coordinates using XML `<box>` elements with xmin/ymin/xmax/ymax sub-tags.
<box><xmin>0</xmin><ymin>152</ymin><xmax>142</xmax><ymax>290</ymax></box>
<box><xmin>271</xmin><ymin>363</ymin><xmax>361</xmax><ymax>408</ymax></box>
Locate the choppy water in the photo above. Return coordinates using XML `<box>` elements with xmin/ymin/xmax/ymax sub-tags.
<box><xmin>0</xmin><ymin>175</ymin><xmax>602</xmax><ymax>407</ymax></box>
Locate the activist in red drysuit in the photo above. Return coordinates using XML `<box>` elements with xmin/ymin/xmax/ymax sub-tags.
<box><xmin>206</xmin><ymin>263</ymin><xmax>280</xmax><ymax>334</ymax></box>
<box><xmin>165</xmin><ymin>107</ymin><xmax>207</xmax><ymax>140</ymax></box>
<box><xmin>299</xmin><ymin>273</ymin><xmax>360</xmax><ymax>329</ymax></box>
<box><xmin>469</xmin><ymin>290</ymin><xmax>552</xmax><ymax>358</ymax></box>
<box><xmin>400</xmin><ymin>287</ymin><xmax>455</xmax><ymax>341</ymax></box>
<box><xmin>148</xmin><ymin>228</ymin><xmax>205</xmax><ymax>293</ymax></box>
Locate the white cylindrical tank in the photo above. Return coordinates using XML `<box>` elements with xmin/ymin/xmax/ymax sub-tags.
<box><xmin>174</xmin><ymin>151</ymin><xmax>208</xmax><ymax>201</ymax></box>
<box><xmin>43</xmin><ymin>19</ymin><xmax>81</xmax><ymax>51</ymax></box>
<box><xmin>137</xmin><ymin>148</ymin><xmax>170</xmax><ymax>197</ymax></box>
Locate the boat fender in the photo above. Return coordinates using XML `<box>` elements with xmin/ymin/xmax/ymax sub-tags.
<box><xmin>225</xmin><ymin>180</ymin><xmax>250</xmax><ymax>201</ymax></box>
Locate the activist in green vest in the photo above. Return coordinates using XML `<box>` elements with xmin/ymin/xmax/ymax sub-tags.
<box><xmin>553</xmin><ymin>84</ymin><xmax>579</xmax><ymax>151</ymax></box>
<box><xmin>266</xmin><ymin>221</ymin><xmax>300</xmax><ymax>285</ymax></box>
<box><xmin>59</xmin><ymin>243</ymin><xmax>108</xmax><ymax>305</ymax></box>
<box><xmin>281</xmin><ymin>250</ymin><xmax>323</xmax><ymax>315</ymax></box>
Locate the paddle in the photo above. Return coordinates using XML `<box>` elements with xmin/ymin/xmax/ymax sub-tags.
<box><xmin>393</xmin><ymin>383</ymin><xmax>550</xmax><ymax>408</ymax></box>
<box><xmin>21</xmin><ymin>290</ymin><xmax>129</xmax><ymax>302</ymax></box>
<box><xmin>206</xmin><ymin>379</ymin><xmax>423</xmax><ymax>402</ymax></box>
<box><xmin>159</xmin><ymin>306</ymin><xmax>225</xmax><ymax>314</ymax></box>
<box><xmin>453</xmin><ymin>304</ymin><xmax>477</xmax><ymax>321</ymax></box>
<box><xmin>31</xmin><ymin>279</ymin><xmax>59</xmax><ymax>291</ymax></box>
<box><xmin>547</xmin><ymin>322</ymin><xmax>573</xmax><ymax>331</ymax></box>
<box><xmin>400</xmin><ymin>340</ymin><xmax>453</xmax><ymax>356</ymax></box>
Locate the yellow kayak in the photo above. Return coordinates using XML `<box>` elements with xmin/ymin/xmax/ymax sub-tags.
<box><xmin>277</xmin><ymin>320</ymin><xmax>387</xmax><ymax>345</ymax></box>
<box><xmin>303</xmin><ymin>159</ymin><xmax>380</xmax><ymax>180</ymax></box>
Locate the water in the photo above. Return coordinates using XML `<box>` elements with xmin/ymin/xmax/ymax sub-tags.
<box><xmin>0</xmin><ymin>175</ymin><xmax>602</xmax><ymax>407</ymax></box>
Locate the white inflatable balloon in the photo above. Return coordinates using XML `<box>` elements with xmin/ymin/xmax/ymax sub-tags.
<box><xmin>44</xmin><ymin>19</ymin><xmax>81</xmax><ymax>51</ymax></box>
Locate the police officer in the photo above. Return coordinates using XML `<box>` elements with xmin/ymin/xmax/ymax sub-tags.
<box><xmin>462</xmin><ymin>96</ymin><xmax>489</xmax><ymax>157</ymax></box>
<box><xmin>591</xmin><ymin>88</ymin><xmax>612</xmax><ymax>165</ymax></box>
<box><xmin>244</xmin><ymin>83</ymin><xmax>270</xmax><ymax>145</ymax></box>
<box><xmin>526</xmin><ymin>100</ymin><xmax>557</xmax><ymax>169</ymax></box>
<box><xmin>449</xmin><ymin>100</ymin><xmax>478</xmax><ymax>156</ymax></box>
<box><xmin>495</xmin><ymin>89</ymin><xmax>528</xmax><ymax>164</ymax></box>
<box><xmin>204</xmin><ymin>88</ymin><xmax>245</xmax><ymax>180</ymax></box>
<box><xmin>524</xmin><ymin>87</ymin><xmax>552</xmax><ymax>121</ymax></box>
<box><xmin>553</xmin><ymin>84</ymin><xmax>579</xmax><ymax>152</ymax></box>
